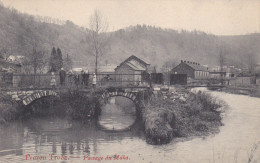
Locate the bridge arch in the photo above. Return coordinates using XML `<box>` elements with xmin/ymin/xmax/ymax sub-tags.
<box><xmin>22</xmin><ymin>90</ymin><xmax>58</xmax><ymax>106</ymax></box>
<box><xmin>101</xmin><ymin>91</ymin><xmax>139</xmax><ymax>105</ymax></box>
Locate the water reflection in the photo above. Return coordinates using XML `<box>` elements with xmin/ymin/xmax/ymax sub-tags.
<box><xmin>98</xmin><ymin>96</ymin><xmax>136</xmax><ymax>131</ymax></box>
<box><xmin>0</xmin><ymin>117</ymin><xmax>144</xmax><ymax>162</ymax></box>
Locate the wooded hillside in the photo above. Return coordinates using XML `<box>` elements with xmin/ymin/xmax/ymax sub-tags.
<box><xmin>0</xmin><ymin>4</ymin><xmax>259</xmax><ymax>71</ymax></box>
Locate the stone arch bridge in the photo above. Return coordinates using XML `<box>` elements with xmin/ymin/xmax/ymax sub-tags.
<box><xmin>6</xmin><ymin>87</ymin><xmax>151</xmax><ymax>107</ymax></box>
<box><xmin>6</xmin><ymin>90</ymin><xmax>59</xmax><ymax>106</ymax></box>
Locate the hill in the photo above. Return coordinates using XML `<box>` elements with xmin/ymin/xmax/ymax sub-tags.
<box><xmin>0</xmin><ymin>4</ymin><xmax>259</xmax><ymax>72</ymax></box>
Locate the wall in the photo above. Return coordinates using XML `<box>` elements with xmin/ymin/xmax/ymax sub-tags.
<box><xmin>195</xmin><ymin>71</ymin><xmax>209</xmax><ymax>79</ymax></box>
<box><xmin>229</xmin><ymin>77</ymin><xmax>255</xmax><ymax>86</ymax></box>
<box><xmin>115</xmin><ymin>64</ymin><xmax>135</xmax><ymax>86</ymax></box>
<box><xmin>256</xmin><ymin>78</ymin><xmax>260</xmax><ymax>85</ymax></box>
<box><xmin>171</xmin><ymin>62</ymin><xmax>195</xmax><ymax>78</ymax></box>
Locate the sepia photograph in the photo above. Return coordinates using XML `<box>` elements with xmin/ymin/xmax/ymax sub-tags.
<box><xmin>0</xmin><ymin>0</ymin><xmax>259</xmax><ymax>162</ymax></box>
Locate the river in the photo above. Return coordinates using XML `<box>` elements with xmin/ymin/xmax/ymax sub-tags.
<box><xmin>0</xmin><ymin>90</ymin><xmax>260</xmax><ymax>163</ymax></box>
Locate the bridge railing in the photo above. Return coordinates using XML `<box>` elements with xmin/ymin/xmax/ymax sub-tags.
<box><xmin>0</xmin><ymin>72</ymin><xmax>152</xmax><ymax>89</ymax></box>
<box><xmin>95</xmin><ymin>73</ymin><xmax>151</xmax><ymax>88</ymax></box>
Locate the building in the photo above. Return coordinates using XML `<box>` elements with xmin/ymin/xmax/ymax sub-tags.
<box><xmin>115</xmin><ymin>55</ymin><xmax>150</xmax><ymax>86</ymax></box>
<box><xmin>171</xmin><ymin>60</ymin><xmax>209</xmax><ymax>79</ymax></box>
<box><xmin>229</xmin><ymin>72</ymin><xmax>256</xmax><ymax>85</ymax></box>
<box><xmin>0</xmin><ymin>59</ymin><xmax>22</xmax><ymax>73</ymax></box>
<box><xmin>210</xmin><ymin>65</ymin><xmax>241</xmax><ymax>79</ymax></box>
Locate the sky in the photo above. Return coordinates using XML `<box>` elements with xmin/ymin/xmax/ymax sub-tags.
<box><xmin>1</xmin><ymin>0</ymin><xmax>260</xmax><ymax>35</ymax></box>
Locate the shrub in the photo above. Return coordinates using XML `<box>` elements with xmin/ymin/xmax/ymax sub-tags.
<box><xmin>0</xmin><ymin>92</ymin><xmax>18</xmax><ymax>123</ymax></box>
<box><xmin>142</xmin><ymin>90</ymin><xmax>224</xmax><ymax>142</ymax></box>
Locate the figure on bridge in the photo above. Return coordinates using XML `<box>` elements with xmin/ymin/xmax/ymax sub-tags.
<box><xmin>92</xmin><ymin>73</ymin><xmax>97</xmax><ymax>89</ymax></box>
<box><xmin>68</xmin><ymin>70</ymin><xmax>74</xmax><ymax>87</ymax></box>
<box><xmin>59</xmin><ymin>68</ymin><xmax>66</xmax><ymax>86</ymax></box>
<box><xmin>50</xmin><ymin>72</ymin><xmax>56</xmax><ymax>89</ymax></box>
<box><xmin>81</xmin><ymin>70</ymin><xmax>89</xmax><ymax>87</ymax></box>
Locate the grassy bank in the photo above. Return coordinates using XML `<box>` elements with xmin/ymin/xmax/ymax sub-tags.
<box><xmin>143</xmin><ymin>90</ymin><xmax>224</xmax><ymax>144</ymax></box>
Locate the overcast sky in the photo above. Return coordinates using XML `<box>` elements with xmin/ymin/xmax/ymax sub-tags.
<box><xmin>2</xmin><ymin>0</ymin><xmax>260</xmax><ymax>35</ymax></box>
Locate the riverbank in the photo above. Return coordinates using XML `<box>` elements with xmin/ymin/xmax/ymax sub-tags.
<box><xmin>143</xmin><ymin>88</ymin><xmax>225</xmax><ymax>144</ymax></box>
<box><xmin>220</xmin><ymin>85</ymin><xmax>260</xmax><ymax>98</ymax></box>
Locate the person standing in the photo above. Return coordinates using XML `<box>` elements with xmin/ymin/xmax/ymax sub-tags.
<box><xmin>92</xmin><ymin>73</ymin><xmax>97</xmax><ymax>90</ymax></box>
<box><xmin>68</xmin><ymin>70</ymin><xmax>74</xmax><ymax>87</ymax></box>
<box><xmin>59</xmin><ymin>68</ymin><xmax>66</xmax><ymax>86</ymax></box>
<box><xmin>74</xmin><ymin>73</ymin><xmax>80</xmax><ymax>89</ymax></box>
<box><xmin>81</xmin><ymin>70</ymin><xmax>89</xmax><ymax>88</ymax></box>
<box><xmin>50</xmin><ymin>72</ymin><xmax>56</xmax><ymax>89</ymax></box>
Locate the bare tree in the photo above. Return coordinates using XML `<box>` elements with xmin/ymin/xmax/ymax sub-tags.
<box><xmin>22</xmin><ymin>44</ymin><xmax>46</xmax><ymax>74</ymax></box>
<box><xmin>63</xmin><ymin>53</ymin><xmax>73</xmax><ymax>71</ymax></box>
<box><xmin>219</xmin><ymin>47</ymin><xmax>226</xmax><ymax>85</ymax></box>
<box><xmin>88</xmin><ymin>9</ymin><xmax>109</xmax><ymax>74</ymax></box>
<box><xmin>247</xmin><ymin>52</ymin><xmax>256</xmax><ymax>74</ymax></box>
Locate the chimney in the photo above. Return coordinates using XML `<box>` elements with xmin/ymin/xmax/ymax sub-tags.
<box><xmin>187</xmin><ymin>61</ymin><xmax>189</xmax><ymax>63</ymax></box>
<box><xmin>184</xmin><ymin>60</ymin><xmax>186</xmax><ymax>63</ymax></box>
<box><xmin>193</xmin><ymin>62</ymin><xmax>195</xmax><ymax>64</ymax></box>
<box><xmin>181</xmin><ymin>60</ymin><xmax>183</xmax><ymax>63</ymax></box>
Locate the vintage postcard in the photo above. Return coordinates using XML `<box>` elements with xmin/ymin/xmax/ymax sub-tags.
<box><xmin>0</xmin><ymin>0</ymin><xmax>259</xmax><ymax>162</ymax></box>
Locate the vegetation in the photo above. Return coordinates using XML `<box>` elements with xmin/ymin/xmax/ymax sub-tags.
<box><xmin>143</xmin><ymin>90</ymin><xmax>224</xmax><ymax>144</ymax></box>
<box><xmin>0</xmin><ymin>92</ymin><xmax>18</xmax><ymax>124</ymax></box>
<box><xmin>49</xmin><ymin>47</ymin><xmax>63</xmax><ymax>72</ymax></box>
<box><xmin>88</xmin><ymin>9</ymin><xmax>109</xmax><ymax>74</ymax></box>
<box><xmin>0</xmin><ymin>4</ymin><xmax>259</xmax><ymax>72</ymax></box>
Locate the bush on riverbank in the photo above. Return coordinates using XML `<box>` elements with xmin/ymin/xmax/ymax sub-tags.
<box><xmin>143</xmin><ymin>98</ymin><xmax>175</xmax><ymax>144</ymax></box>
<box><xmin>0</xmin><ymin>92</ymin><xmax>18</xmax><ymax>124</ymax></box>
<box><xmin>175</xmin><ymin>91</ymin><xmax>223</xmax><ymax>137</ymax></box>
<box><xmin>143</xmin><ymin>90</ymin><xmax>224</xmax><ymax>144</ymax></box>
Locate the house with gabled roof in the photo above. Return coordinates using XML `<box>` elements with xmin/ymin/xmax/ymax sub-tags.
<box><xmin>115</xmin><ymin>55</ymin><xmax>150</xmax><ymax>85</ymax></box>
<box><xmin>171</xmin><ymin>60</ymin><xmax>209</xmax><ymax>79</ymax></box>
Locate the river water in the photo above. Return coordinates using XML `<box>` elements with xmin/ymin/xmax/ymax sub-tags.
<box><xmin>0</xmin><ymin>90</ymin><xmax>260</xmax><ymax>163</ymax></box>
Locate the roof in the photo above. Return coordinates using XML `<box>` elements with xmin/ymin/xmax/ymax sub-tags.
<box><xmin>0</xmin><ymin>59</ymin><xmax>21</xmax><ymax>67</ymax></box>
<box><xmin>118</xmin><ymin>55</ymin><xmax>150</xmax><ymax>67</ymax></box>
<box><xmin>115</xmin><ymin>55</ymin><xmax>149</xmax><ymax>71</ymax></box>
<box><xmin>126</xmin><ymin>61</ymin><xmax>146</xmax><ymax>71</ymax></box>
<box><xmin>237</xmin><ymin>72</ymin><xmax>255</xmax><ymax>77</ymax></box>
<box><xmin>185</xmin><ymin>62</ymin><xmax>208</xmax><ymax>71</ymax></box>
<box><xmin>72</xmin><ymin>64</ymin><xmax>117</xmax><ymax>73</ymax></box>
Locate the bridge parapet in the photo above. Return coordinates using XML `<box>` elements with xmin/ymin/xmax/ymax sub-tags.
<box><xmin>6</xmin><ymin>90</ymin><xmax>58</xmax><ymax>106</ymax></box>
<box><xmin>101</xmin><ymin>91</ymin><xmax>138</xmax><ymax>104</ymax></box>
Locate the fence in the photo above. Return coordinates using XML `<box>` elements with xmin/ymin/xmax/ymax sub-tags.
<box><xmin>0</xmin><ymin>72</ymin><xmax>13</xmax><ymax>87</ymax></box>
<box><xmin>229</xmin><ymin>76</ymin><xmax>256</xmax><ymax>86</ymax></box>
<box><xmin>0</xmin><ymin>72</ymin><xmax>152</xmax><ymax>89</ymax></box>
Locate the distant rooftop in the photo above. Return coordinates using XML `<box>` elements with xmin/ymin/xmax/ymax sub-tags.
<box><xmin>115</xmin><ymin>55</ymin><xmax>149</xmax><ymax>71</ymax></box>
<box><xmin>181</xmin><ymin>60</ymin><xmax>208</xmax><ymax>71</ymax></box>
